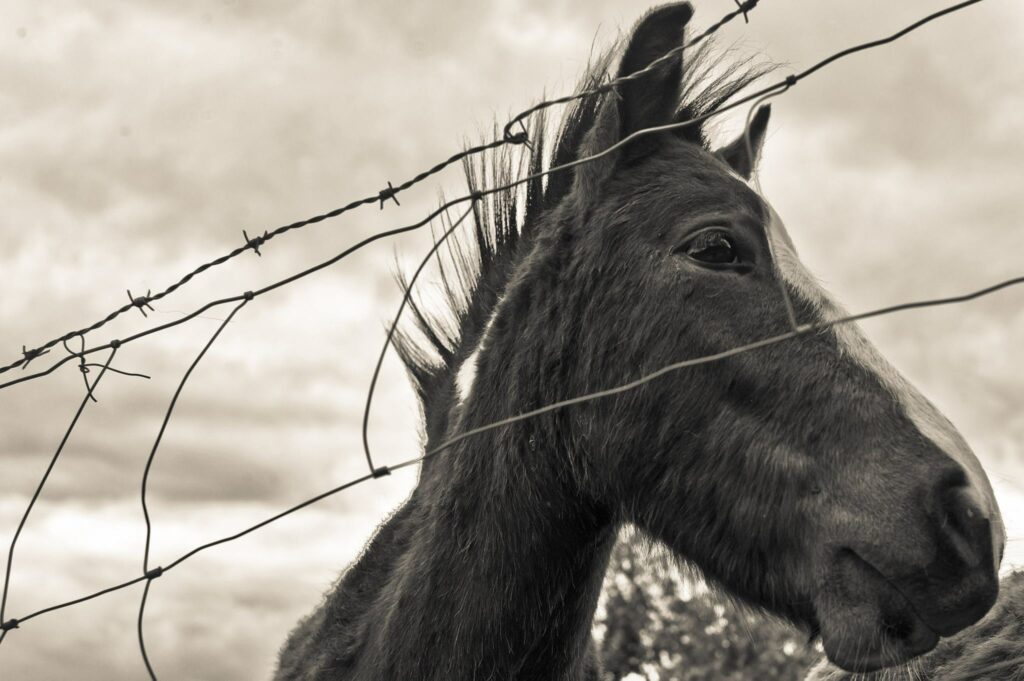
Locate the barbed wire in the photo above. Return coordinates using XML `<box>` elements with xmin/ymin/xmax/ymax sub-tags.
<box><xmin>0</xmin><ymin>1</ymin><xmax>1012</xmax><ymax>679</ymax></box>
<box><xmin>0</xmin><ymin>0</ymin><xmax>985</xmax><ymax>403</ymax></box>
<box><xmin>0</xmin><ymin>0</ymin><xmax>763</xmax><ymax>380</ymax></box>
<box><xmin>0</xmin><ymin>3</ymin><xmax>764</xmax><ymax>400</ymax></box>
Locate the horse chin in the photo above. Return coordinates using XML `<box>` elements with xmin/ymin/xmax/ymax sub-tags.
<box><xmin>814</xmin><ymin>550</ymin><xmax>940</xmax><ymax>673</ymax></box>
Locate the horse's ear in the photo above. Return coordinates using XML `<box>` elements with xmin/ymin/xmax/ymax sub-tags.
<box><xmin>616</xmin><ymin>3</ymin><xmax>693</xmax><ymax>140</ymax></box>
<box><xmin>714</xmin><ymin>104</ymin><xmax>771</xmax><ymax>179</ymax></box>
<box><xmin>572</xmin><ymin>3</ymin><xmax>693</xmax><ymax>197</ymax></box>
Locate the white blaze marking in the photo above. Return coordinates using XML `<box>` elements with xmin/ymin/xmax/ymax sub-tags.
<box><xmin>456</xmin><ymin>351</ymin><xmax>480</xmax><ymax>404</ymax></box>
<box><xmin>760</xmin><ymin>198</ymin><xmax>1001</xmax><ymax>533</ymax></box>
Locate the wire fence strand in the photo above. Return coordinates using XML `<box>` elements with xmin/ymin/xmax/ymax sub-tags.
<box><xmin>0</xmin><ymin>347</ymin><xmax>121</xmax><ymax>627</ymax></box>
<box><xmin>360</xmin><ymin>203</ymin><xmax>477</xmax><ymax>473</ymax></box>
<box><xmin>136</xmin><ymin>298</ymin><xmax>249</xmax><ymax>680</ymax></box>
<box><xmin>0</xmin><ymin>2</ymin><xmax>1013</xmax><ymax>680</ymax></box>
<box><xmin>2</xmin><ymin>270</ymin><xmax>1022</xmax><ymax>663</ymax></box>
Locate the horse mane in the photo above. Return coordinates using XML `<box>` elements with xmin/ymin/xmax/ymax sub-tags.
<box><xmin>392</xmin><ymin>33</ymin><xmax>766</xmax><ymax>442</ymax></box>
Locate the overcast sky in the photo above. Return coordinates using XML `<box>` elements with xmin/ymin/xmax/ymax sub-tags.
<box><xmin>1</xmin><ymin>1</ymin><xmax>1022</xmax><ymax>679</ymax></box>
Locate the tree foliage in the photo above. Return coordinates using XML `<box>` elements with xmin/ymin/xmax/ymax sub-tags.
<box><xmin>594</xmin><ymin>533</ymin><xmax>820</xmax><ymax>681</ymax></box>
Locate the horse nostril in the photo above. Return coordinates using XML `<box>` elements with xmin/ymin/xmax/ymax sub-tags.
<box><xmin>938</xmin><ymin>485</ymin><xmax>991</xmax><ymax>569</ymax></box>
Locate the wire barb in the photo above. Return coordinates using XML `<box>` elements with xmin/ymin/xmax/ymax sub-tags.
<box><xmin>735</xmin><ymin>0</ymin><xmax>756</xmax><ymax>23</ymax></box>
<box><xmin>243</xmin><ymin>229</ymin><xmax>269</xmax><ymax>256</ymax></box>
<box><xmin>378</xmin><ymin>181</ymin><xmax>401</xmax><ymax>209</ymax></box>
<box><xmin>127</xmin><ymin>289</ymin><xmax>155</xmax><ymax>318</ymax></box>
<box><xmin>19</xmin><ymin>345</ymin><xmax>49</xmax><ymax>370</ymax></box>
<box><xmin>1</xmin><ymin>618</ymin><xmax>18</xmax><ymax>631</ymax></box>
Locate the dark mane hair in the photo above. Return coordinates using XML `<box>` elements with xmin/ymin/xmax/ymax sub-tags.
<box><xmin>393</xmin><ymin>36</ymin><xmax>766</xmax><ymax>439</ymax></box>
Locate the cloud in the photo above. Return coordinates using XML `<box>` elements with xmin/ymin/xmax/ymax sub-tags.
<box><xmin>0</xmin><ymin>1</ymin><xmax>1021</xmax><ymax>679</ymax></box>
<box><xmin>0</xmin><ymin>491</ymin><xmax>415</xmax><ymax>681</ymax></box>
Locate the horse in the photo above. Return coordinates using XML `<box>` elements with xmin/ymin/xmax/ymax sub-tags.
<box><xmin>274</xmin><ymin>4</ymin><xmax>1004</xmax><ymax>678</ymax></box>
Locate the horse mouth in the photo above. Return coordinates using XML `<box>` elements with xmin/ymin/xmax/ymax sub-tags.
<box><xmin>814</xmin><ymin>549</ymin><xmax>940</xmax><ymax>673</ymax></box>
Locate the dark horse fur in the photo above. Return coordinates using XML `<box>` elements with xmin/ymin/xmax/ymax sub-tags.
<box><xmin>806</xmin><ymin>571</ymin><xmax>1024</xmax><ymax>680</ymax></box>
<box><xmin>276</xmin><ymin>4</ymin><xmax>1004</xmax><ymax>678</ymax></box>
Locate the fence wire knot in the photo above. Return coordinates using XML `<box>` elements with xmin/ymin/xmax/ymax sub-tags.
<box><xmin>127</xmin><ymin>290</ymin><xmax>155</xmax><ymax>318</ymax></box>
<box><xmin>62</xmin><ymin>335</ymin><xmax>88</xmax><ymax>375</ymax></box>
<box><xmin>784</xmin><ymin>74</ymin><xmax>798</xmax><ymax>88</ymax></box>
<box><xmin>62</xmin><ymin>334</ymin><xmax>97</xmax><ymax>401</ymax></box>
<box><xmin>504</xmin><ymin>120</ymin><xmax>532</xmax><ymax>150</ymax></box>
<box><xmin>378</xmin><ymin>181</ymin><xmax>400</xmax><ymax>210</ymax></box>
<box><xmin>145</xmin><ymin>566</ymin><xmax>164</xmax><ymax>580</ymax></box>
<box><xmin>372</xmin><ymin>466</ymin><xmax>391</xmax><ymax>479</ymax></box>
<box><xmin>19</xmin><ymin>345</ymin><xmax>49</xmax><ymax>370</ymax></box>
<box><xmin>243</xmin><ymin>229</ymin><xmax>269</xmax><ymax>256</ymax></box>
<box><xmin>1</xmin><ymin>618</ymin><xmax>18</xmax><ymax>631</ymax></box>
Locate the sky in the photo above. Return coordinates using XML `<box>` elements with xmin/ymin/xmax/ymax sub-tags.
<box><xmin>0</xmin><ymin>1</ymin><xmax>1022</xmax><ymax>679</ymax></box>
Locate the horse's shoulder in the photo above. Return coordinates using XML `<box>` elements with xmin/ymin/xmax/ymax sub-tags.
<box><xmin>581</xmin><ymin>635</ymin><xmax>603</xmax><ymax>681</ymax></box>
<box><xmin>275</xmin><ymin>499</ymin><xmax>418</xmax><ymax>680</ymax></box>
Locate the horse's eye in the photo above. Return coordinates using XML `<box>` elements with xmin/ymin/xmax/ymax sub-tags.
<box><xmin>682</xmin><ymin>230</ymin><xmax>737</xmax><ymax>265</ymax></box>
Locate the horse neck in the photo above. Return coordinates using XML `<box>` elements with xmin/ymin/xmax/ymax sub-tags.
<box><xmin>363</xmin><ymin>353</ymin><xmax>616</xmax><ymax>679</ymax></box>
